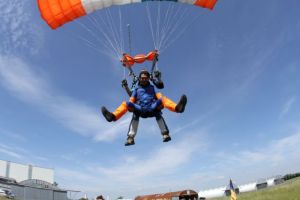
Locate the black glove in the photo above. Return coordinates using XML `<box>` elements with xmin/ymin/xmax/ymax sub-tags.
<box><xmin>121</xmin><ymin>79</ymin><xmax>128</xmax><ymax>88</ymax></box>
<box><xmin>154</xmin><ymin>70</ymin><xmax>161</xmax><ymax>79</ymax></box>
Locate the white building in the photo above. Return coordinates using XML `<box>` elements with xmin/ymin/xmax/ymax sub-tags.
<box><xmin>0</xmin><ymin>159</ymin><xmax>54</xmax><ymax>184</ymax></box>
<box><xmin>239</xmin><ymin>182</ymin><xmax>257</xmax><ymax>193</ymax></box>
<box><xmin>198</xmin><ymin>187</ymin><xmax>226</xmax><ymax>199</ymax></box>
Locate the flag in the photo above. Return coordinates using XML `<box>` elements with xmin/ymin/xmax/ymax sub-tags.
<box><xmin>229</xmin><ymin>179</ymin><xmax>237</xmax><ymax>200</ymax></box>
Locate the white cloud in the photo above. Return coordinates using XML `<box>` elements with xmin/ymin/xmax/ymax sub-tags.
<box><xmin>95</xmin><ymin>134</ymin><xmax>204</xmax><ymax>180</ymax></box>
<box><xmin>211</xmin><ymin>132</ymin><xmax>300</xmax><ymax>181</ymax></box>
<box><xmin>0</xmin><ymin>142</ymin><xmax>50</xmax><ymax>164</ymax></box>
<box><xmin>0</xmin><ymin>0</ymin><xmax>43</xmax><ymax>55</ymax></box>
<box><xmin>54</xmin><ymin>133</ymin><xmax>208</xmax><ymax>198</ymax></box>
<box><xmin>0</xmin><ymin>128</ymin><xmax>27</xmax><ymax>142</ymax></box>
<box><xmin>279</xmin><ymin>96</ymin><xmax>296</xmax><ymax>119</ymax></box>
<box><xmin>0</xmin><ymin>145</ymin><xmax>23</xmax><ymax>159</ymax></box>
<box><xmin>0</xmin><ymin>55</ymin><xmax>128</xmax><ymax>142</ymax></box>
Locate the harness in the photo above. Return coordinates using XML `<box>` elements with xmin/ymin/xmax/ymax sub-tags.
<box><xmin>120</xmin><ymin>50</ymin><xmax>161</xmax><ymax>95</ymax></box>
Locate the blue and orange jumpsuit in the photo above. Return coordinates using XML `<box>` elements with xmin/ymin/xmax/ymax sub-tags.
<box><xmin>112</xmin><ymin>82</ymin><xmax>178</xmax><ymax>120</ymax></box>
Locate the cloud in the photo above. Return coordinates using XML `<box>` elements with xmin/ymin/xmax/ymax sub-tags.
<box><xmin>0</xmin><ymin>143</ymin><xmax>23</xmax><ymax>159</ymax></box>
<box><xmin>0</xmin><ymin>128</ymin><xmax>27</xmax><ymax>142</ymax></box>
<box><xmin>94</xmin><ymin>134</ymin><xmax>204</xmax><ymax>181</ymax></box>
<box><xmin>211</xmin><ymin>132</ymin><xmax>300</xmax><ymax>180</ymax></box>
<box><xmin>0</xmin><ymin>142</ymin><xmax>50</xmax><ymax>164</ymax></box>
<box><xmin>239</xmin><ymin>132</ymin><xmax>300</xmax><ymax>165</ymax></box>
<box><xmin>0</xmin><ymin>0</ymin><xmax>43</xmax><ymax>55</ymax></box>
<box><xmin>279</xmin><ymin>96</ymin><xmax>296</xmax><ymax>119</ymax></box>
<box><xmin>54</xmin><ymin>133</ymin><xmax>207</xmax><ymax>198</ymax></box>
<box><xmin>0</xmin><ymin>55</ymin><xmax>128</xmax><ymax>142</ymax></box>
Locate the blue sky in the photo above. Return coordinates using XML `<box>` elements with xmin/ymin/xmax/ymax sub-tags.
<box><xmin>1</xmin><ymin>0</ymin><xmax>300</xmax><ymax>199</ymax></box>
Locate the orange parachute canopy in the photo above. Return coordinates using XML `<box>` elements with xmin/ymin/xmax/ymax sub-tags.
<box><xmin>37</xmin><ymin>0</ymin><xmax>218</xmax><ymax>29</ymax></box>
<box><xmin>121</xmin><ymin>50</ymin><xmax>158</xmax><ymax>67</ymax></box>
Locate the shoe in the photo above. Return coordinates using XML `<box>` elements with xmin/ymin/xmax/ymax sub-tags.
<box><xmin>175</xmin><ymin>95</ymin><xmax>187</xmax><ymax>113</ymax></box>
<box><xmin>162</xmin><ymin>134</ymin><xmax>171</xmax><ymax>142</ymax></box>
<box><xmin>125</xmin><ymin>136</ymin><xmax>135</xmax><ymax>146</ymax></box>
<box><xmin>101</xmin><ymin>106</ymin><xmax>116</xmax><ymax>122</ymax></box>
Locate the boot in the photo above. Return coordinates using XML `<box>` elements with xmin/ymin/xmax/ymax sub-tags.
<box><xmin>101</xmin><ymin>106</ymin><xmax>116</xmax><ymax>122</ymax></box>
<box><xmin>162</xmin><ymin>133</ymin><xmax>171</xmax><ymax>142</ymax></box>
<box><xmin>125</xmin><ymin>136</ymin><xmax>135</xmax><ymax>146</ymax></box>
<box><xmin>175</xmin><ymin>95</ymin><xmax>187</xmax><ymax>113</ymax></box>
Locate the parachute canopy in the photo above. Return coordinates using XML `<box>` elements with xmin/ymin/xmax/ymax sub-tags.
<box><xmin>37</xmin><ymin>0</ymin><xmax>218</xmax><ymax>29</ymax></box>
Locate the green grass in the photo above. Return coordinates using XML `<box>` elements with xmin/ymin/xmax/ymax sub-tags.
<box><xmin>211</xmin><ymin>177</ymin><xmax>300</xmax><ymax>200</ymax></box>
<box><xmin>0</xmin><ymin>197</ymin><xmax>8</xmax><ymax>200</ymax></box>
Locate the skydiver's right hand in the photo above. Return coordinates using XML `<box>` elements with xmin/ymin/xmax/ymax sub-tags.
<box><xmin>154</xmin><ymin>70</ymin><xmax>161</xmax><ymax>79</ymax></box>
<box><xmin>121</xmin><ymin>79</ymin><xmax>128</xmax><ymax>88</ymax></box>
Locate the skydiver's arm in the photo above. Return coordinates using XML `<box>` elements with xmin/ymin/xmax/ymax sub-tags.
<box><xmin>152</xmin><ymin>71</ymin><xmax>164</xmax><ymax>89</ymax></box>
<box><xmin>152</xmin><ymin>79</ymin><xmax>164</xmax><ymax>89</ymax></box>
<box><xmin>122</xmin><ymin>79</ymin><xmax>132</xmax><ymax>96</ymax></box>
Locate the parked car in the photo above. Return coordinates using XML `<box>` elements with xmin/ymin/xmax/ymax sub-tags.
<box><xmin>0</xmin><ymin>188</ymin><xmax>7</xmax><ymax>196</ymax></box>
<box><xmin>6</xmin><ymin>191</ymin><xmax>16</xmax><ymax>199</ymax></box>
<box><xmin>0</xmin><ymin>188</ymin><xmax>15</xmax><ymax>199</ymax></box>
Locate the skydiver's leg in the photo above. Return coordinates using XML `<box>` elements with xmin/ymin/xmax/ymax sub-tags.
<box><xmin>112</xmin><ymin>101</ymin><xmax>129</xmax><ymax>120</ymax></box>
<box><xmin>101</xmin><ymin>106</ymin><xmax>116</xmax><ymax>122</ymax></box>
<box><xmin>102</xmin><ymin>101</ymin><xmax>129</xmax><ymax>122</ymax></box>
<box><xmin>150</xmin><ymin>98</ymin><xmax>163</xmax><ymax>111</ymax></box>
<box><xmin>156</xmin><ymin>93</ymin><xmax>187</xmax><ymax>113</ymax></box>
<box><xmin>155</xmin><ymin>113</ymin><xmax>171</xmax><ymax>142</ymax></box>
<box><xmin>125</xmin><ymin>113</ymin><xmax>140</xmax><ymax>146</ymax></box>
<box><xmin>126</xmin><ymin>102</ymin><xmax>142</xmax><ymax>112</ymax></box>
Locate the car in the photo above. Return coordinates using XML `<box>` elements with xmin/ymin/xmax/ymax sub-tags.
<box><xmin>0</xmin><ymin>188</ymin><xmax>7</xmax><ymax>196</ymax></box>
<box><xmin>0</xmin><ymin>188</ymin><xmax>15</xmax><ymax>199</ymax></box>
<box><xmin>6</xmin><ymin>191</ymin><xmax>16</xmax><ymax>199</ymax></box>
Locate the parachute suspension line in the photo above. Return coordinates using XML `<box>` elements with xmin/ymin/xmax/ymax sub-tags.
<box><xmin>73</xmin><ymin>20</ymin><xmax>119</xmax><ymax>59</ymax></box>
<box><xmin>161</xmin><ymin>10</ymin><xmax>201</xmax><ymax>53</ymax></box>
<box><xmin>89</xmin><ymin>18</ymin><xmax>119</xmax><ymax>58</ymax></box>
<box><xmin>159</xmin><ymin>5</ymin><xmax>188</xmax><ymax>52</ymax></box>
<box><xmin>89</xmin><ymin>9</ymin><xmax>122</xmax><ymax>58</ymax></box>
<box><xmin>104</xmin><ymin>8</ymin><xmax>124</xmax><ymax>56</ymax></box>
<box><xmin>124</xmin><ymin>23</ymin><xmax>139</xmax><ymax>92</ymax></box>
<box><xmin>159</xmin><ymin>5</ymin><xmax>191</xmax><ymax>53</ymax></box>
<box><xmin>146</xmin><ymin>3</ymin><xmax>157</xmax><ymax>50</ymax></box>
<box><xmin>127</xmin><ymin>24</ymin><xmax>132</xmax><ymax>55</ymax></box>
<box><xmin>118</xmin><ymin>7</ymin><xmax>125</xmax><ymax>55</ymax></box>
<box><xmin>155</xmin><ymin>3</ymin><xmax>162</xmax><ymax>50</ymax></box>
<box><xmin>158</xmin><ymin>2</ymin><xmax>184</xmax><ymax>50</ymax></box>
<box><xmin>74</xmin><ymin>33</ymin><xmax>113</xmax><ymax>58</ymax></box>
<box><xmin>145</xmin><ymin>2</ymin><xmax>191</xmax><ymax>53</ymax></box>
<box><xmin>86</xmin><ymin>15</ymin><xmax>120</xmax><ymax>59</ymax></box>
<box><xmin>157</xmin><ymin>2</ymin><xmax>174</xmax><ymax>50</ymax></box>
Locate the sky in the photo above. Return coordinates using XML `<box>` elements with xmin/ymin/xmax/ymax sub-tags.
<box><xmin>1</xmin><ymin>0</ymin><xmax>300</xmax><ymax>199</ymax></box>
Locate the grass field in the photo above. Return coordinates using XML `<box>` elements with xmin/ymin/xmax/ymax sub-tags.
<box><xmin>211</xmin><ymin>177</ymin><xmax>300</xmax><ymax>200</ymax></box>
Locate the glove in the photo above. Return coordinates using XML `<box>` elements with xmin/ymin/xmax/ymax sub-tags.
<box><xmin>121</xmin><ymin>79</ymin><xmax>128</xmax><ymax>88</ymax></box>
<box><xmin>154</xmin><ymin>70</ymin><xmax>161</xmax><ymax>79</ymax></box>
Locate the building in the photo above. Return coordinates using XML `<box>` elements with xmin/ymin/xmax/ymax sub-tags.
<box><xmin>239</xmin><ymin>182</ymin><xmax>256</xmax><ymax>193</ymax></box>
<box><xmin>0</xmin><ymin>176</ymin><xmax>68</xmax><ymax>200</ymax></box>
<box><xmin>0</xmin><ymin>159</ymin><xmax>75</xmax><ymax>200</ymax></box>
<box><xmin>135</xmin><ymin>189</ymin><xmax>198</xmax><ymax>200</ymax></box>
<box><xmin>0</xmin><ymin>159</ymin><xmax>54</xmax><ymax>183</ymax></box>
<box><xmin>198</xmin><ymin>187</ymin><xmax>226</xmax><ymax>199</ymax></box>
<box><xmin>256</xmin><ymin>179</ymin><xmax>267</xmax><ymax>190</ymax></box>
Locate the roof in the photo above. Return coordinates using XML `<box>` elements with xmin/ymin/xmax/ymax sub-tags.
<box><xmin>19</xmin><ymin>179</ymin><xmax>67</xmax><ymax>191</ymax></box>
<box><xmin>135</xmin><ymin>190</ymin><xmax>198</xmax><ymax>200</ymax></box>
